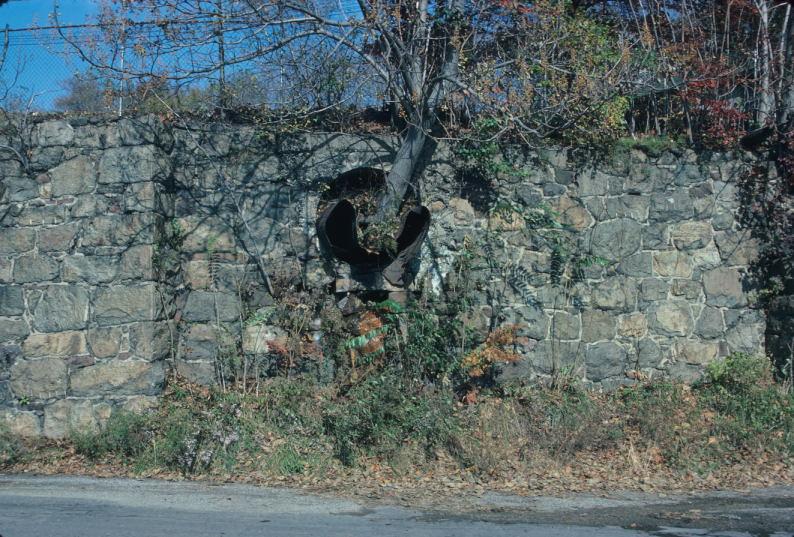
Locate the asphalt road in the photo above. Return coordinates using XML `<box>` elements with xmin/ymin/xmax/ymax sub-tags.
<box><xmin>0</xmin><ymin>475</ymin><xmax>792</xmax><ymax>537</ymax></box>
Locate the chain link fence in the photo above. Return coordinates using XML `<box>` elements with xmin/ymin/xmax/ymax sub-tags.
<box><xmin>1</xmin><ymin>0</ymin><xmax>373</xmax><ymax>117</ymax></box>
<box><xmin>1</xmin><ymin>24</ymin><xmax>234</xmax><ymax>115</ymax></box>
<box><xmin>1</xmin><ymin>26</ymin><xmax>96</xmax><ymax>112</ymax></box>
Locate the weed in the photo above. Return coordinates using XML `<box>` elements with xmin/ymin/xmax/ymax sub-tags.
<box><xmin>0</xmin><ymin>422</ymin><xmax>22</xmax><ymax>466</ymax></box>
<box><xmin>700</xmin><ymin>354</ymin><xmax>794</xmax><ymax>455</ymax></box>
<box><xmin>323</xmin><ymin>370</ymin><xmax>458</xmax><ymax>465</ymax></box>
<box><xmin>268</xmin><ymin>443</ymin><xmax>305</xmax><ymax>475</ymax></box>
<box><xmin>704</xmin><ymin>352</ymin><xmax>772</xmax><ymax>394</ymax></box>
<box><xmin>614</xmin><ymin>135</ymin><xmax>680</xmax><ymax>157</ymax></box>
<box><xmin>618</xmin><ymin>381</ymin><xmax>703</xmax><ymax>466</ymax></box>
<box><xmin>72</xmin><ymin>410</ymin><xmax>153</xmax><ymax>460</ymax></box>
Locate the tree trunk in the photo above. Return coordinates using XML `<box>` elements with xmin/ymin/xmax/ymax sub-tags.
<box><xmin>376</xmin><ymin>121</ymin><xmax>429</xmax><ymax>219</ymax></box>
<box><xmin>781</xmin><ymin>4</ymin><xmax>794</xmax><ymax>128</ymax></box>
<box><xmin>756</xmin><ymin>0</ymin><xmax>775</xmax><ymax>126</ymax></box>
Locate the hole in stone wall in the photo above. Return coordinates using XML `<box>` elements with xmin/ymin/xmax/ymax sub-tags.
<box><xmin>316</xmin><ymin>167</ymin><xmax>431</xmax><ymax>287</ymax></box>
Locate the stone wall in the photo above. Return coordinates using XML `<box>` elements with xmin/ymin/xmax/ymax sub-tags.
<box><xmin>0</xmin><ymin>116</ymin><xmax>770</xmax><ymax>438</ymax></box>
<box><xmin>0</xmin><ymin>117</ymin><xmax>174</xmax><ymax>438</ymax></box>
<box><xmin>768</xmin><ymin>295</ymin><xmax>794</xmax><ymax>376</ymax></box>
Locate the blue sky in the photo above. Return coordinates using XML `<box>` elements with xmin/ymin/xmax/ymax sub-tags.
<box><xmin>1</xmin><ymin>0</ymin><xmax>96</xmax><ymax>27</ymax></box>
<box><xmin>1</xmin><ymin>0</ymin><xmax>98</xmax><ymax>108</ymax></box>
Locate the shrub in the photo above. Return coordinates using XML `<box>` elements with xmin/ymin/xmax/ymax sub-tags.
<box><xmin>705</xmin><ymin>353</ymin><xmax>773</xmax><ymax>394</ymax></box>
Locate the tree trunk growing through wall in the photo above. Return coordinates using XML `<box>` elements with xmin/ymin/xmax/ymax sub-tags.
<box><xmin>781</xmin><ymin>3</ymin><xmax>794</xmax><ymax>128</ymax></box>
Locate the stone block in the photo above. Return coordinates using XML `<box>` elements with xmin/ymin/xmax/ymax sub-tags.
<box><xmin>93</xmin><ymin>283</ymin><xmax>164</xmax><ymax>326</ymax></box>
<box><xmin>31</xmin><ymin>285</ymin><xmax>89</xmax><ymax>332</ymax></box>
<box><xmin>642</xmin><ymin>223</ymin><xmax>669</xmax><ymax>249</ymax></box>
<box><xmin>671</xmin><ymin>221</ymin><xmax>712</xmax><ymax>250</ymax></box>
<box><xmin>1</xmin><ymin>342</ymin><xmax>21</xmax><ymax>372</ymax></box>
<box><xmin>118</xmin><ymin>245</ymin><xmax>155</xmax><ymax>280</ymax></box>
<box><xmin>38</xmin><ymin>223</ymin><xmax>80</xmax><ymax>252</ymax></box>
<box><xmin>674</xmin><ymin>164</ymin><xmax>703</xmax><ymax>185</ymax></box>
<box><xmin>106</xmin><ymin>116</ymin><xmax>174</xmax><ymax>148</ymax></box>
<box><xmin>70</xmin><ymin>360</ymin><xmax>165</xmax><ymax>396</ymax></box>
<box><xmin>648</xmin><ymin>300</ymin><xmax>693</xmax><ymax>337</ymax></box>
<box><xmin>178</xmin><ymin>218</ymin><xmax>236</xmax><ymax>254</ymax></box>
<box><xmin>693</xmin><ymin>307</ymin><xmax>724</xmax><ymax>340</ymax></box>
<box><xmin>649</xmin><ymin>191</ymin><xmax>694</xmax><ymax>222</ymax></box>
<box><xmin>577</xmin><ymin>169</ymin><xmax>610</xmax><ymax>196</ymax></box>
<box><xmin>0</xmin><ymin>319</ymin><xmax>29</xmax><ymax>342</ymax></box>
<box><xmin>73</xmin><ymin>125</ymin><xmax>103</xmax><ymax>148</ymax></box>
<box><xmin>81</xmin><ymin>214</ymin><xmax>158</xmax><ymax>247</ymax></box>
<box><xmin>550</xmin><ymin>311</ymin><xmax>580</xmax><ymax>340</ymax></box>
<box><xmin>10</xmin><ymin>358</ymin><xmax>67</xmax><ymax>399</ymax></box>
<box><xmin>124</xmin><ymin>181</ymin><xmax>162</xmax><ymax>213</ymax></box>
<box><xmin>69</xmin><ymin>193</ymin><xmax>113</xmax><ymax>218</ymax></box>
<box><xmin>550</xmin><ymin>196</ymin><xmax>593</xmax><ymax>231</ymax></box>
<box><xmin>618</xmin><ymin>313</ymin><xmax>647</xmax><ymax>338</ymax></box>
<box><xmin>725</xmin><ymin>313</ymin><xmax>764</xmax><ymax>354</ymax></box>
<box><xmin>703</xmin><ymin>267</ymin><xmax>747</xmax><ymax>308</ymax></box>
<box><xmin>0</xmin><ymin>228</ymin><xmax>36</xmax><ymax>255</ymax></box>
<box><xmin>29</xmin><ymin>146</ymin><xmax>65</xmax><ymax>172</ymax></box>
<box><xmin>714</xmin><ymin>230</ymin><xmax>759</xmax><ymax>266</ymax></box>
<box><xmin>43</xmin><ymin>399</ymin><xmax>111</xmax><ymax>439</ymax></box>
<box><xmin>617</xmin><ymin>252</ymin><xmax>652</xmax><ymax>277</ymax></box>
<box><xmin>591</xmin><ymin>277</ymin><xmax>638</xmax><ymax>312</ymax></box>
<box><xmin>49</xmin><ymin>155</ymin><xmax>97</xmax><ymax>197</ymax></box>
<box><xmin>711</xmin><ymin>210</ymin><xmax>734</xmax><ymax>231</ymax></box>
<box><xmin>673</xmin><ymin>339</ymin><xmax>720</xmax><ymax>365</ymax></box>
<box><xmin>0</xmin><ymin>285</ymin><xmax>25</xmax><ymax>316</ymax></box>
<box><xmin>581</xmin><ymin>310</ymin><xmax>615</xmax><ymax>342</ymax></box>
<box><xmin>86</xmin><ymin>326</ymin><xmax>122</xmax><ymax>359</ymax></box>
<box><xmin>178</xmin><ymin>323</ymin><xmax>220</xmax><ymax>361</ymax></box>
<box><xmin>185</xmin><ymin>260</ymin><xmax>211</xmax><ymax>289</ymax></box>
<box><xmin>62</xmin><ymin>255</ymin><xmax>119</xmax><ymax>284</ymax></box>
<box><xmin>128</xmin><ymin>321</ymin><xmax>172</xmax><ymax>361</ymax></box>
<box><xmin>670</xmin><ymin>279</ymin><xmax>702</xmax><ymax>300</ymax></box>
<box><xmin>15</xmin><ymin>205</ymin><xmax>69</xmax><ymax>226</ymax></box>
<box><xmin>584</xmin><ymin>198</ymin><xmax>608</xmax><ymax>221</ymax></box>
<box><xmin>653</xmin><ymin>251</ymin><xmax>693</xmax><ymax>278</ymax></box>
<box><xmin>0</xmin><ymin>259</ymin><xmax>12</xmax><ymax>283</ymax></box>
<box><xmin>12</xmin><ymin>255</ymin><xmax>59</xmax><ymax>283</ymax></box>
<box><xmin>506</xmin><ymin>304</ymin><xmax>550</xmax><ymax>340</ymax></box>
<box><xmin>589</xmin><ymin>219</ymin><xmax>642</xmax><ymax>261</ymax></box>
<box><xmin>22</xmin><ymin>331</ymin><xmax>88</xmax><ymax>357</ymax></box>
<box><xmin>98</xmin><ymin>145</ymin><xmax>170</xmax><ymax>184</ymax></box>
<box><xmin>667</xmin><ymin>363</ymin><xmax>704</xmax><ymax>383</ymax></box>
<box><xmin>182</xmin><ymin>291</ymin><xmax>241</xmax><ymax>322</ymax></box>
<box><xmin>690</xmin><ymin>245</ymin><xmax>722</xmax><ymax>270</ymax></box>
<box><xmin>174</xmin><ymin>360</ymin><xmax>217</xmax><ymax>386</ymax></box>
<box><xmin>640</xmin><ymin>278</ymin><xmax>670</xmax><ymax>302</ymax></box>
<box><xmin>636</xmin><ymin>338</ymin><xmax>662</xmax><ymax>368</ymax></box>
<box><xmin>34</xmin><ymin>120</ymin><xmax>74</xmax><ymax>146</ymax></box>
<box><xmin>517</xmin><ymin>340</ymin><xmax>583</xmax><ymax>378</ymax></box>
<box><xmin>586</xmin><ymin>341</ymin><xmax>627</xmax><ymax>381</ymax></box>
<box><xmin>3</xmin><ymin>176</ymin><xmax>39</xmax><ymax>201</ymax></box>
<box><xmin>1</xmin><ymin>410</ymin><xmax>42</xmax><ymax>437</ymax></box>
<box><xmin>605</xmin><ymin>195</ymin><xmax>649</xmax><ymax>220</ymax></box>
